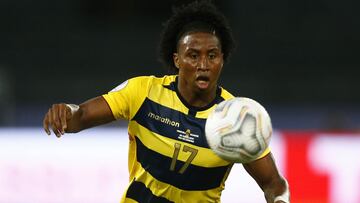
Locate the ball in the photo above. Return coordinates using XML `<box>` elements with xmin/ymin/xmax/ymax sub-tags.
<box><xmin>205</xmin><ymin>97</ymin><xmax>272</xmax><ymax>163</ymax></box>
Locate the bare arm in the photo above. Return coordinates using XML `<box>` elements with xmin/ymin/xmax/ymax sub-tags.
<box><xmin>243</xmin><ymin>152</ymin><xmax>290</xmax><ymax>203</ymax></box>
<box><xmin>43</xmin><ymin>96</ymin><xmax>115</xmax><ymax>137</ymax></box>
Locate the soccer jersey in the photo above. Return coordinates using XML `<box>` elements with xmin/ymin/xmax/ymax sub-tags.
<box><xmin>102</xmin><ymin>75</ymin><xmax>270</xmax><ymax>203</ymax></box>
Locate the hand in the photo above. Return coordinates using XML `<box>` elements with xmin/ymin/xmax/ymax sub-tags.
<box><xmin>43</xmin><ymin>103</ymin><xmax>72</xmax><ymax>138</ymax></box>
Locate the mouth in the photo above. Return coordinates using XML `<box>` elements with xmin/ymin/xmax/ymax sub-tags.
<box><xmin>196</xmin><ymin>75</ymin><xmax>210</xmax><ymax>82</ymax></box>
<box><xmin>196</xmin><ymin>75</ymin><xmax>210</xmax><ymax>89</ymax></box>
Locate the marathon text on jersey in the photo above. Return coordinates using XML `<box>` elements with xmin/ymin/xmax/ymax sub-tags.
<box><xmin>148</xmin><ymin>112</ymin><xmax>180</xmax><ymax>128</ymax></box>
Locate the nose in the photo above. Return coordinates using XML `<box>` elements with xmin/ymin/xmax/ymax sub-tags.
<box><xmin>197</xmin><ymin>56</ymin><xmax>208</xmax><ymax>70</ymax></box>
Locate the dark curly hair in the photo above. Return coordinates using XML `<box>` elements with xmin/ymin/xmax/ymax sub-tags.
<box><xmin>159</xmin><ymin>0</ymin><xmax>236</xmax><ymax>73</ymax></box>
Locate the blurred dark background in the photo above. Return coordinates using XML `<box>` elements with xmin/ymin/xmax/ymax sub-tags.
<box><xmin>0</xmin><ymin>0</ymin><xmax>359</xmax><ymax>129</ymax></box>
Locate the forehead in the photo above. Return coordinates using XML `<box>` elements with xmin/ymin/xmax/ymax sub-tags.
<box><xmin>178</xmin><ymin>32</ymin><xmax>221</xmax><ymax>50</ymax></box>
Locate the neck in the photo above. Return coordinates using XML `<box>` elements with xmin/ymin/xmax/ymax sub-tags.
<box><xmin>177</xmin><ymin>79</ymin><xmax>217</xmax><ymax>108</ymax></box>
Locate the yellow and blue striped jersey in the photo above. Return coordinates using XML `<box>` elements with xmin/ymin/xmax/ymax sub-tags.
<box><xmin>102</xmin><ymin>75</ymin><xmax>269</xmax><ymax>203</ymax></box>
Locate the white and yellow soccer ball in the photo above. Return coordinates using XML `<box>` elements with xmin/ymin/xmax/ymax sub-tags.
<box><xmin>205</xmin><ymin>97</ymin><xmax>272</xmax><ymax>163</ymax></box>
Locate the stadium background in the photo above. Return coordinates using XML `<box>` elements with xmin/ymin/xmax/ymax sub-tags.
<box><xmin>0</xmin><ymin>0</ymin><xmax>359</xmax><ymax>202</ymax></box>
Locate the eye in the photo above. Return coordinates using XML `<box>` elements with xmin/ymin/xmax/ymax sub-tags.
<box><xmin>208</xmin><ymin>52</ymin><xmax>217</xmax><ymax>60</ymax></box>
<box><xmin>190</xmin><ymin>53</ymin><xmax>198</xmax><ymax>59</ymax></box>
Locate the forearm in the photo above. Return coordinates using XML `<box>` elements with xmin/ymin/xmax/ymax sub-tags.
<box><xmin>263</xmin><ymin>176</ymin><xmax>290</xmax><ymax>203</ymax></box>
<box><xmin>243</xmin><ymin>153</ymin><xmax>290</xmax><ymax>203</ymax></box>
<box><xmin>43</xmin><ymin>96</ymin><xmax>115</xmax><ymax>137</ymax></box>
<box><xmin>65</xmin><ymin>98</ymin><xmax>115</xmax><ymax>133</ymax></box>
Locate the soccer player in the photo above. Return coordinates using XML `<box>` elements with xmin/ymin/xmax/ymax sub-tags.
<box><xmin>43</xmin><ymin>1</ymin><xmax>290</xmax><ymax>202</ymax></box>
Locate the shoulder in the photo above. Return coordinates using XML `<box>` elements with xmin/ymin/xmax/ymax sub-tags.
<box><xmin>219</xmin><ymin>86</ymin><xmax>235</xmax><ymax>100</ymax></box>
<box><xmin>108</xmin><ymin>75</ymin><xmax>177</xmax><ymax>95</ymax></box>
<box><xmin>109</xmin><ymin>75</ymin><xmax>167</xmax><ymax>92</ymax></box>
<box><xmin>128</xmin><ymin>75</ymin><xmax>176</xmax><ymax>86</ymax></box>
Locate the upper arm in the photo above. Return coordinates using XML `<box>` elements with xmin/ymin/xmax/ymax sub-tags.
<box><xmin>243</xmin><ymin>152</ymin><xmax>287</xmax><ymax>201</ymax></box>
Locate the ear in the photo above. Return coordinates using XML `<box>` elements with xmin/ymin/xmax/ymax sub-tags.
<box><xmin>220</xmin><ymin>53</ymin><xmax>224</xmax><ymax>67</ymax></box>
<box><xmin>173</xmin><ymin>53</ymin><xmax>180</xmax><ymax>69</ymax></box>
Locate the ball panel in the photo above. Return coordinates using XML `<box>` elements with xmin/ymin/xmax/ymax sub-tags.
<box><xmin>205</xmin><ymin>97</ymin><xmax>272</xmax><ymax>163</ymax></box>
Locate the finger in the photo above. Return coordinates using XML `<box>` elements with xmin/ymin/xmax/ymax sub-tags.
<box><xmin>51</xmin><ymin>104</ymin><xmax>63</xmax><ymax>135</ymax></box>
<box><xmin>43</xmin><ymin>110</ymin><xmax>51</xmax><ymax>135</ymax></box>
<box><xmin>56</xmin><ymin>129</ymin><xmax>62</xmax><ymax>138</ymax></box>
<box><xmin>59</xmin><ymin>104</ymin><xmax>67</xmax><ymax>134</ymax></box>
<box><xmin>50</xmin><ymin>121</ymin><xmax>62</xmax><ymax>138</ymax></box>
<box><xmin>48</xmin><ymin>109</ymin><xmax>56</xmax><ymax>135</ymax></box>
<box><xmin>49</xmin><ymin>107</ymin><xmax>62</xmax><ymax>137</ymax></box>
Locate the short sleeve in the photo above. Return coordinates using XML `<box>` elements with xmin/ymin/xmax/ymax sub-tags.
<box><xmin>255</xmin><ymin>147</ymin><xmax>271</xmax><ymax>160</ymax></box>
<box><xmin>102</xmin><ymin>76</ymin><xmax>151</xmax><ymax>120</ymax></box>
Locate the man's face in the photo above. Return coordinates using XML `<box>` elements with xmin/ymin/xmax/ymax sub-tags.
<box><xmin>174</xmin><ymin>32</ymin><xmax>224</xmax><ymax>94</ymax></box>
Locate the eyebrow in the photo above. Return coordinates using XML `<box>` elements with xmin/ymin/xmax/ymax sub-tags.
<box><xmin>185</xmin><ymin>47</ymin><xmax>221</xmax><ymax>52</ymax></box>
